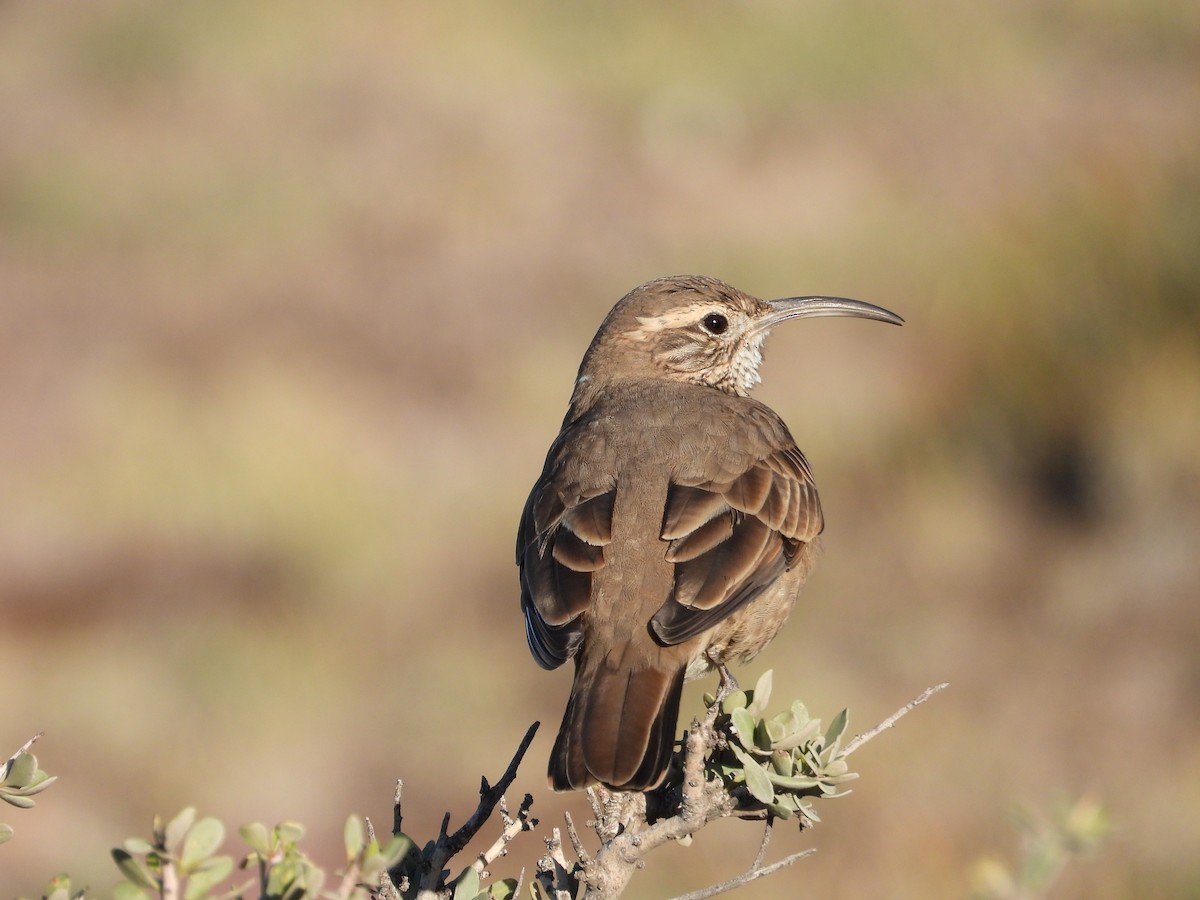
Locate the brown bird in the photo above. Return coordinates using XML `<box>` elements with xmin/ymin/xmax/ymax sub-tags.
<box><xmin>517</xmin><ymin>275</ymin><xmax>902</xmax><ymax>791</ymax></box>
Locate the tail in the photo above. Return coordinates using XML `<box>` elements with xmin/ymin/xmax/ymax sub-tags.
<box><xmin>549</xmin><ymin>654</ymin><xmax>686</xmax><ymax>791</ymax></box>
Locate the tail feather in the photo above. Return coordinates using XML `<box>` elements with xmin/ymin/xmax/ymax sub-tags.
<box><xmin>550</xmin><ymin>660</ymin><xmax>686</xmax><ymax>791</ymax></box>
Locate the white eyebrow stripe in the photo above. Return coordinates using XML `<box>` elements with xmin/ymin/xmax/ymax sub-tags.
<box><xmin>625</xmin><ymin>305</ymin><xmax>712</xmax><ymax>341</ymax></box>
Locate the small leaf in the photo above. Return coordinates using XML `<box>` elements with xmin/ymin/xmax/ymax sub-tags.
<box><xmin>749</xmin><ymin>670</ymin><xmax>773</xmax><ymax>714</ymax></box>
<box><xmin>181</xmin><ymin>818</ymin><xmax>225</xmax><ymax>869</ymax></box>
<box><xmin>767</xmin><ymin>771</ymin><xmax>820</xmax><ymax>790</ymax></box>
<box><xmin>791</xmin><ymin>700</ymin><xmax>810</xmax><ymax>726</ymax></box>
<box><xmin>21</xmin><ymin>770</ymin><xmax>56</xmax><ymax>794</ymax></box>
<box><xmin>823</xmin><ymin>758</ymin><xmax>849</xmax><ymax>777</ymax></box>
<box><xmin>184</xmin><ymin>855</ymin><xmax>234</xmax><ymax>900</ymax></box>
<box><xmin>113</xmin><ymin>881</ymin><xmax>152</xmax><ymax>900</ymax></box>
<box><xmin>1</xmin><ymin>793</ymin><xmax>35</xmax><ymax>809</ymax></box>
<box><xmin>238</xmin><ymin>823</ymin><xmax>271</xmax><ymax>856</ymax></box>
<box><xmin>753</xmin><ymin>719</ymin><xmax>774</xmax><ymax>752</ymax></box>
<box><xmin>822</xmin><ymin>771</ymin><xmax>860</xmax><ymax>786</ymax></box>
<box><xmin>764</xmin><ymin>799</ymin><xmax>795</xmax><ymax>820</ymax></box>
<box><xmin>165</xmin><ymin>807</ymin><xmax>197</xmax><ymax>854</ymax></box>
<box><xmin>379</xmin><ymin>834</ymin><xmax>415</xmax><ymax>868</ymax></box>
<box><xmin>764</xmin><ymin>719</ymin><xmax>785</xmax><ymax>745</ymax></box>
<box><xmin>3</xmin><ymin>751</ymin><xmax>36</xmax><ymax>788</ymax></box>
<box><xmin>0</xmin><ymin>823</ymin><xmax>13</xmax><ymax>844</ymax></box>
<box><xmin>730</xmin><ymin>708</ymin><xmax>756</xmax><ymax>748</ymax></box>
<box><xmin>721</xmin><ymin>690</ymin><xmax>748</xmax><ymax>713</ymax></box>
<box><xmin>487</xmin><ymin>879</ymin><xmax>518</xmax><ymax>900</ymax></box>
<box><xmin>769</xmin><ymin>751</ymin><xmax>794</xmax><ymax>777</ymax></box>
<box><xmin>771</xmin><ymin>718</ymin><xmax>821</xmax><ymax>751</ymax></box>
<box><xmin>819</xmin><ymin>784</ymin><xmax>853</xmax><ymax>798</ymax></box>
<box><xmin>275</xmin><ymin>821</ymin><xmax>305</xmax><ymax>843</ymax></box>
<box><xmin>741</xmin><ymin>756</ymin><xmax>776</xmax><ymax>804</ymax></box>
<box><xmin>344</xmin><ymin>815</ymin><xmax>365</xmax><ymax>859</ymax></box>
<box><xmin>124</xmin><ymin>837</ymin><xmax>155</xmax><ymax>854</ymax></box>
<box><xmin>43</xmin><ymin>874</ymin><xmax>76</xmax><ymax>900</ymax></box>
<box><xmin>452</xmin><ymin>865</ymin><xmax>480</xmax><ymax>900</ymax></box>
<box><xmin>112</xmin><ymin>849</ymin><xmax>159</xmax><ymax>892</ymax></box>
<box><xmin>824</xmin><ymin>709</ymin><xmax>849</xmax><ymax>747</ymax></box>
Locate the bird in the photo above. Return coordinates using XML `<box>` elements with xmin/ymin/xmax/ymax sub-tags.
<box><xmin>516</xmin><ymin>275</ymin><xmax>902</xmax><ymax>792</ymax></box>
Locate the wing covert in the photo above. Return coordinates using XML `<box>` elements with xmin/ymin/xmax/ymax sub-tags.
<box><xmin>650</xmin><ymin>441</ymin><xmax>821</xmax><ymax>646</ymax></box>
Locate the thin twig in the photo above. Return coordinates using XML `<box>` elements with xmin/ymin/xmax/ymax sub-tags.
<box><xmin>13</xmin><ymin>733</ymin><xmax>43</xmax><ymax>756</ymax></box>
<box><xmin>563</xmin><ymin>811</ymin><xmax>592</xmax><ymax>867</ymax></box>
<box><xmin>585</xmin><ymin>786</ymin><xmax>604</xmax><ymax>827</ymax></box>
<box><xmin>444</xmin><ymin>721</ymin><xmax>540</xmax><ymax>856</ymax></box>
<box><xmin>3</xmin><ymin>734</ymin><xmax>44</xmax><ymax>778</ymax></box>
<box><xmin>471</xmin><ymin>793</ymin><xmax>537</xmax><ymax>876</ymax></box>
<box><xmin>392</xmin><ymin>779</ymin><xmax>403</xmax><ymax>837</ymax></box>
<box><xmin>664</xmin><ymin>848</ymin><xmax>817</xmax><ymax>900</ymax></box>
<box><xmin>751</xmin><ymin>822</ymin><xmax>771</xmax><ymax>869</ymax></box>
<box><xmin>331</xmin><ymin>859</ymin><xmax>363</xmax><ymax>900</ymax></box>
<box><xmin>419</xmin><ymin>722</ymin><xmax>541</xmax><ymax>892</ymax></box>
<box><xmin>537</xmin><ymin>827</ymin><xmax>576</xmax><ymax>900</ymax></box>
<box><xmin>161</xmin><ymin>857</ymin><xmax>179</xmax><ymax>900</ymax></box>
<box><xmin>839</xmin><ymin>683</ymin><xmax>949</xmax><ymax>758</ymax></box>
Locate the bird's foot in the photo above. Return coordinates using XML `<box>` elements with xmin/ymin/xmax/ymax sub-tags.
<box><xmin>707</xmin><ymin>650</ymin><xmax>740</xmax><ymax>705</ymax></box>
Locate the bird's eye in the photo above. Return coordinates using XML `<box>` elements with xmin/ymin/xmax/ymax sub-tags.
<box><xmin>701</xmin><ymin>313</ymin><xmax>728</xmax><ymax>335</ymax></box>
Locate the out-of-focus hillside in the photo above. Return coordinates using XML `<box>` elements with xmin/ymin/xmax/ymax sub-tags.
<box><xmin>2</xmin><ymin>2</ymin><xmax>1198</xmax><ymax>897</ymax></box>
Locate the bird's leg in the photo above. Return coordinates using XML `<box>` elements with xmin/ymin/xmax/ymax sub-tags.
<box><xmin>707</xmin><ymin>648</ymin><xmax>740</xmax><ymax>704</ymax></box>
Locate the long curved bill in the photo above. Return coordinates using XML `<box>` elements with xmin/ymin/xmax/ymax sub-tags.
<box><xmin>760</xmin><ymin>295</ymin><xmax>904</xmax><ymax>330</ymax></box>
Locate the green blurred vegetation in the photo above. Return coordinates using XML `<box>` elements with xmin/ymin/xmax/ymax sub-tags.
<box><xmin>2</xmin><ymin>1</ymin><xmax>1197</xmax><ymax>897</ymax></box>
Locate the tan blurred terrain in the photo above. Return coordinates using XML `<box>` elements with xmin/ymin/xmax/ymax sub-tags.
<box><xmin>2</xmin><ymin>2</ymin><xmax>1199</xmax><ymax>897</ymax></box>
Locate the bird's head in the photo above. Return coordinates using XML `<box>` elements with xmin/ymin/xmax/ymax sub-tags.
<box><xmin>573</xmin><ymin>275</ymin><xmax>903</xmax><ymax>400</ymax></box>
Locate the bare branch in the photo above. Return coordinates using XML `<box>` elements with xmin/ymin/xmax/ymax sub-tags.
<box><xmin>664</xmin><ymin>848</ymin><xmax>817</xmax><ymax>900</ymax></box>
<box><xmin>392</xmin><ymin>779</ymin><xmax>403</xmax><ymax>838</ymax></box>
<box><xmin>11</xmin><ymin>733</ymin><xmax>43</xmax><ymax>757</ymax></box>
<box><xmin>331</xmin><ymin>858</ymin><xmax>363</xmax><ymax>900</ymax></box>
<box><xmin>537</xmin><ymin>827</ymin><xmax>576</xmax><ymax>900</ymax></box>
<box><xmin>417</xmin><ymin>723</ymin><xmax>541</xmax><ymax>894</ymax></box>
<box><xmin>751</xmin><ymin>822</ymin><xmax>771</xmax><ymax>869</ymax></box>
<box><xmin>839</xmin><ymin>683</ymin><xmax>949</xmax><ymax>758</ymax></box>
<box><xmin>472</xmin><ymin>793</ymin><xmax>538</xmax><ymax>877</ymax></box>
<box><xmin>563</xmin><ymin>811</ymin><xmax>592</xmax><ymax>868</ymax></box>
<box><xmin>444</xmin><ymin>721</ymin><xmax>540</xmax><ymax>857</ymax></box>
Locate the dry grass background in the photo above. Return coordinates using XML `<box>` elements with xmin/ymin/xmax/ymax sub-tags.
<box><xmin>2</xmin><ymin>2</ymin><xmax>1199</xmax><ymax>897</ymax></box>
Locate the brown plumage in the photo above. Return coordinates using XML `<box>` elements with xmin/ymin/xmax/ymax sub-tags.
<box><xmin>517</xmin><ymin>275</ymin><xmax>902</xmax><ymax>791</ymax></box>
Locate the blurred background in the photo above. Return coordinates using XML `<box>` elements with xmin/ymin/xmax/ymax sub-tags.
<box><xmin>2</xmin><ymin>1</ymin><xmax>1198</xmax><ymax>897</ymax></box>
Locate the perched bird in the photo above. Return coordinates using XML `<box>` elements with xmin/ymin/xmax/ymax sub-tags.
<box><xmin>517</xmin><ymin>275</ymin><xmax>902</xmax><ymax>791</ymax></box>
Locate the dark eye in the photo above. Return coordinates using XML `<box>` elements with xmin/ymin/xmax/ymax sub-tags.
<box><xmin>702</xmin><ymin>313</ymin><xmax>728</xmax><ymax>335</ymax></box>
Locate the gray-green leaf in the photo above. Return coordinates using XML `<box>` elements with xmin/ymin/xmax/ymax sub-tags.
<box><xmin>731</xmin><ymin>708</ymin><xmax>756</xmax><ymax>749</ymax></box>
<box><xmin>825</xmin><ymin>709</ymin><xmax>849</xmax><ymax>747</ymax></box>
<box><xmin>343</xmin><ymin>815</ymin><xmax>365</xmax><ymax>859</ymax></box>
<box><xmin>112</xmin><ymin>881</ymin><xmax>151</xmax><ymax>900</ymax></box>
<box><xmin>180</xmin><ymin>817</ymin><xmax>224</xmax><ymax>869</ymax></box>
<box><xmin>741</xmin><ymin>756</ymin><xmax>776</xmax><ymax>804</ymax></box>
<box><xmin>749</xmin><ymin>669</ymin><xmax>773</xmax><ymax>715</ymax></box>
<box><xmin>112</xmin><ymin>849</ymin><xmax>159</xmax><ymax>892</ymax></box>
<box><xmin>452</xmin><ymin>865</ymin><xmax>480</xmax><ymax>900</ymax></box>
<box><xmin>184</xmin><ymin>855</ymin><xmax>233</xmax><ymax>900</ymax></box>
<box><xmin>165</xmin><ymin>807</ymin><xmax>197</xmax><ymax>854</ymax></box>
<box><xmin>238</xmin><ymin>822</ymin><xmax>271</xmax><ymax>856</ymax></box>
<box><xmin>3</xmin><ymin>751</ymin><xmax>36</xmax><ymax>787</ymax></box>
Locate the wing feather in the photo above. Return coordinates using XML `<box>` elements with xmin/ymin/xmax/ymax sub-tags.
<box><xmin>650</xmin><ymin>441</ymin><xmax>822</xmax><ymax>646</ymax></box>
